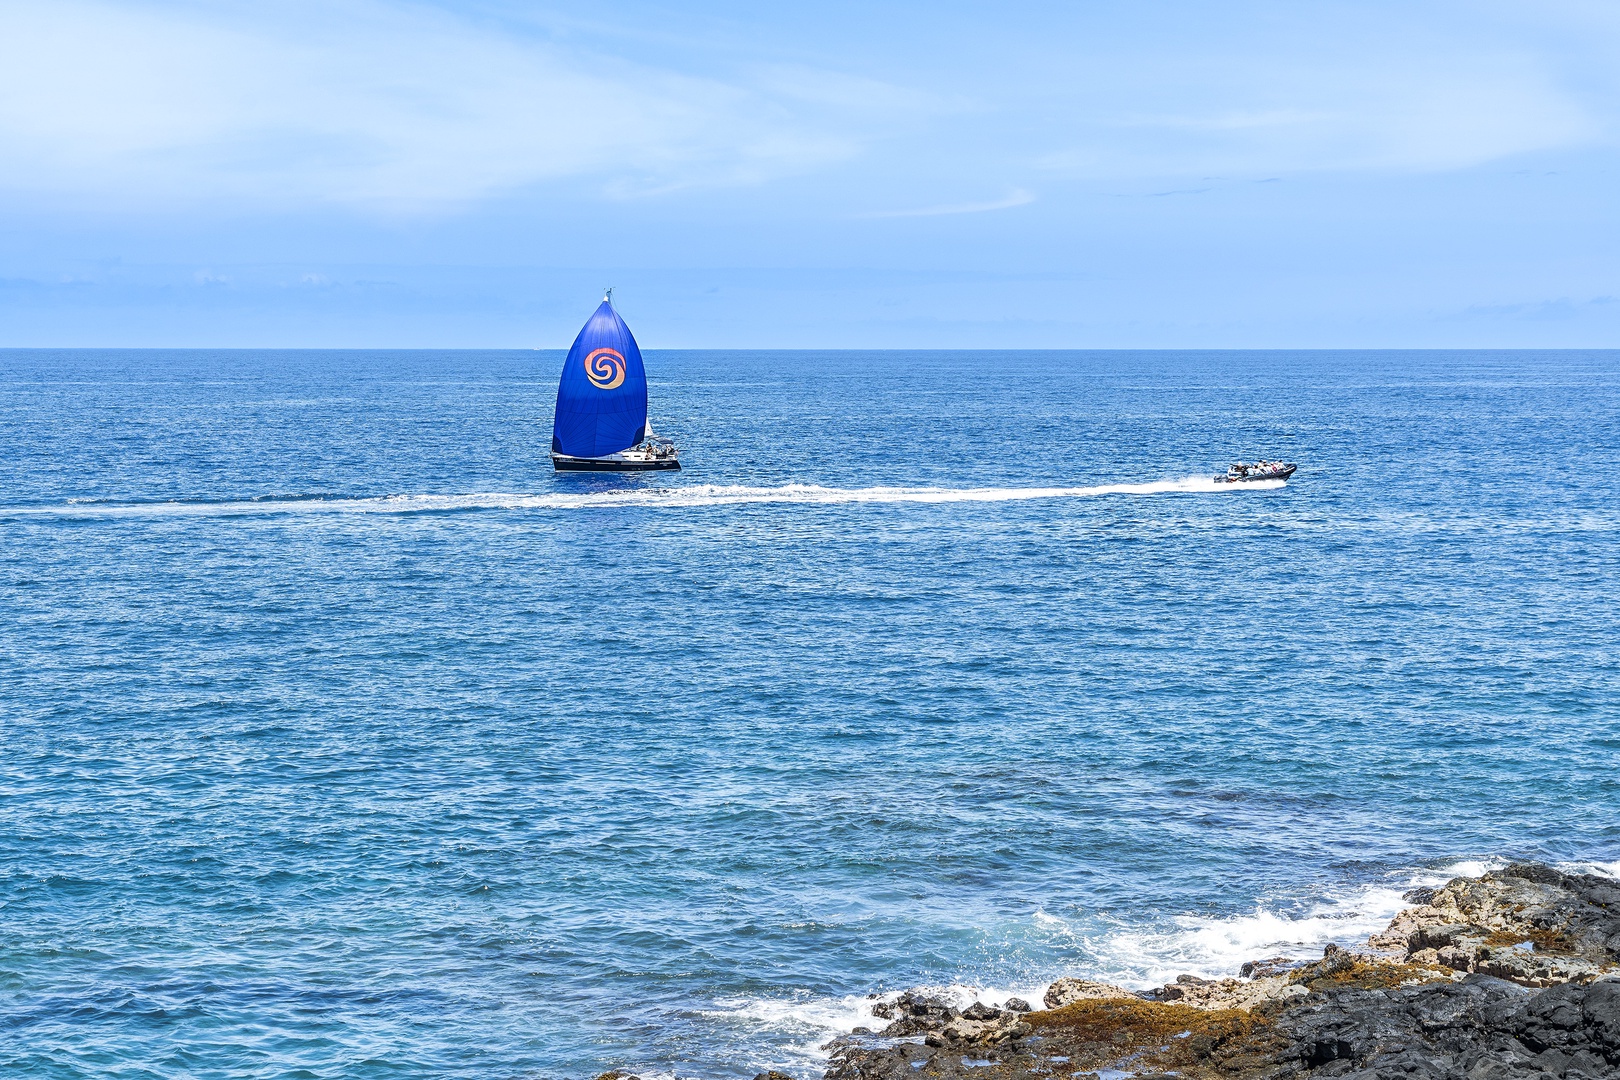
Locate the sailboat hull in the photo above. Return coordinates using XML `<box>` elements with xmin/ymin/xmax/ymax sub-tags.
<box><xmin>551</xmin><ymin>452</ymin><xmax>681</xmax><ymax>472</ymax></box>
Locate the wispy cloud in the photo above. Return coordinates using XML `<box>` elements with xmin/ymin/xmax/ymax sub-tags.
<box><xmin>1455</xmin><ymin>295</ymin><xmax>1617</xmax><ymax>322</ymax></box>
<box><xmin>0</xmin><ymin>0</ymin><xmax>929</xmax><ymax>209</ymax></box>
<box><xmin>862</xmin><ymin>189</ymin><xmax>1035</xmax><ymax>219</ymax></box>
<box><xmin>1035</xmin><ymin>53</ymin><xmax>1599</xmax><ymax>178</ymax></box>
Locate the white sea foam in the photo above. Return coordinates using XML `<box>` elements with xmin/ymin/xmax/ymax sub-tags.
<box><xmin>706</xmin><ymin>982</ymin><xmax>1053</xmax><ymax>1071</ymax></box>
<box><xmin>718</xmin><ymin>860</ymin><xmax>1530</xmax><ymax>1068</ymax></box>
<box><xmin>12</xmin><ymin>477</ymin><xmax>1280</xmax><ymax>518</ymax></box>
<box><xmin>1559</xmin><ymin>859</ymin><xmax>1620</xmax><ymax>880</ymax></box>
<box><xmin>700</xmin><ymin>990</ymin><xmax>883</xmax><ymax>1072</ymax></box>
<box><xmin>1077</xmin><ymin>860</ymin><xmax>1505</xmax><ymax>989</ymax></box>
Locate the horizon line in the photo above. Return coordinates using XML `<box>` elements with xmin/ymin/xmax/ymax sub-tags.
<box><xmin>5</xmin><ymin>344</ymin><xmax>1620</xmax><ymax>352</ymax></box>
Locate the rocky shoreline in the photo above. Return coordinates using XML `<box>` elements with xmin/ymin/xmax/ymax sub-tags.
<box><xmin>818</xmin><ymin>863</ymin><xmax>1620</xmax><ymax>1080</ymax></box>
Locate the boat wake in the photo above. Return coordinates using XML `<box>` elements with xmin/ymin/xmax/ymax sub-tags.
<box><xmin>14</xmin><ymin>477</ymin><xmax>1284</xmax><ymax>519</ymax></box>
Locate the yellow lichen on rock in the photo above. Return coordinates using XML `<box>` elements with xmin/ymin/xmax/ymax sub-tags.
<box><xmin>1026</xmin><ymin>997</ymin><xmax>1268</xmax><ymax>1074</ymax></box>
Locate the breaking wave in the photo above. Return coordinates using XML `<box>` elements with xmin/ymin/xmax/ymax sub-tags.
<box><xmin>1074</xmin><ymin>860</ymin><xmax>1504</xmax><ymax>990</ymax></box>
<box><xmin>708</xmin><ymin>859</ymin><xmax>1620</xmax><ymax>1069</ymax></box>
<box><xmin>12</xmin><ymin>477</ymin><xmax>1282</xmax><ymax>519</ymax></box>
<box><xmin>705</xmin><ymin>982</ymin><xmax>1052</xmax><ymax>1073</ymax></box>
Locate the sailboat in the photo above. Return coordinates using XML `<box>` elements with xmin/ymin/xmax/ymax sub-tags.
<box><xmin>550</xmin><ymin>291</ymin><xmax>680</xmax><ymax>472</ymax></box>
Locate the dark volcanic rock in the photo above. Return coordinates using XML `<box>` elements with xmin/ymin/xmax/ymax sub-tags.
<box><xmin>1266</xmin><ymin>975</ymin><xmax>1620</xmax><ymax>1078</ymax></box>
<box><xmin>1515</xmin><ymin>980</ymin><xmax>1620</xmax><ymax>1057</ymax></box>
<box><xmin>828</xmin><ymin>976</ymin><xmax>1620</xmax><ymax>1079</ymax></box>
<box><xmin>823</xmin><ymin>863</ymin><xmax>1620</xmax><ymax>1080</ymax></box>
<box><xmin>871</xmin><ymin>990</ymin><xmax>960</xmax><ymax>1036</ymax></box>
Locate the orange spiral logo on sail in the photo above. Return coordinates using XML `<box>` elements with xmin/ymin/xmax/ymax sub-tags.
<box><xmin>583</xmin><ymin>347</ymin><xmax>626</xmax><ymax>390</ymax></box>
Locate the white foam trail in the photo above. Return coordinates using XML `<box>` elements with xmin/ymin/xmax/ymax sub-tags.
<box><xmin>11</xmin><ymin>477</ymin><xmax>1282</xmax><ymax>519</ymax></box>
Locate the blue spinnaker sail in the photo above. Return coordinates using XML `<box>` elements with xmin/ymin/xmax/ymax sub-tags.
<box><xmin>551</xmin><ymin>298</ymin><xmax>649</xmax><ymax>458</ymax></box>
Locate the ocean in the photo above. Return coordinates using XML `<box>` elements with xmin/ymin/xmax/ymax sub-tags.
<box><xmin>1</xmin><ymin>348</ymin><xmax>1617</xmax><ymax>1079</ymax></box>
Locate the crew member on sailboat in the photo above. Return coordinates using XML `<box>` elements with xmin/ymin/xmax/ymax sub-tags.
<box><xmin>550</xmin><ymin>291</ymin><xmax>680</xmax><ymax>472</ymax></box>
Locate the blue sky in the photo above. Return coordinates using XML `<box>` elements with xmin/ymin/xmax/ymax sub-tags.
<box><xmin>2</xmin><ymin>0</ymin><xmax>1617</xmax><ymax>347</ymax></box>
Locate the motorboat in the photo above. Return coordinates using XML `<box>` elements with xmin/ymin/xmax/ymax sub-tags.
<box><xmin>550</xmin><ymin>290</ymin><xmax>681</xmax><ymax>472</ymax></box>
<box><xmin>1215</xmin><ymin>460</ymin><xmax>1296</xmax><ymax>483</ymax></box>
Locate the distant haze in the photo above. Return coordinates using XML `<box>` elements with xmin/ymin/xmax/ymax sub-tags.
<box><xmin>1</xmin><ymin>0</ymin><xmax>1617</xmax><ymax>347</ymax></box>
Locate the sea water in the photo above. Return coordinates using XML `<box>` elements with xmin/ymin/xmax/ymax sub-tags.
<box><xmin>1</xmin><ymin>349</ymin><xmax>1617</xmax><ymax>1079</ymax></box>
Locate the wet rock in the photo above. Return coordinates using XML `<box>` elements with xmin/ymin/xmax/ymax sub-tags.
<box><xmin>823</xmin><ymin>864</ymin><xmax>1620</xmax><ymax>1080</ymax></box>
<box><xmin>1003</xmin><ymin>996</ymin><xmax>1032</xmax><ymax>1012</ymax></box>
<box><xmin>896</xmin><ymin>990</ymin><xmax>957</xmax><ymax>1018</ymax></box>
<box><xmin>1239</xmin><ymin>956</ymin><xmax>1300</xmax><ymax>979</ymax></box>
<box><xmin>1318</xmin><ymin>941</ymin><xmax>1357</xmax><ymax>972</ymax></box>
<box><xmin>873</xmin><ymin>990</ymin><xmax>959</xmax><ymax>1036</ymax></box>
<box><xmin>1042</xmin><ymin>977</ymin><xmax>1136</xmax><ymax>1008</ymax></box>
<box><xmin>752</xmin><ymin>1073</ymin><xmax>795</xmax><ymax>1080</ymax></box>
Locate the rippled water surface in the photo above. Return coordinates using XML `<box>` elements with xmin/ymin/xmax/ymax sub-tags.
<box><xmin>2</xmin><ymin>349</ymin><xmax>1618</xmax><ymax>1078</ymax></box>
